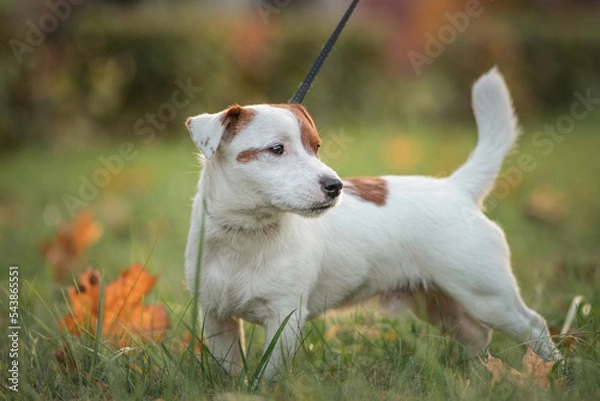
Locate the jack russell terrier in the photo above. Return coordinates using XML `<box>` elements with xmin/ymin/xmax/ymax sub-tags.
<box><xmin>184</xmin><ymin>68</ymin><xmax>561</xmax><ymax>379</ymax></box>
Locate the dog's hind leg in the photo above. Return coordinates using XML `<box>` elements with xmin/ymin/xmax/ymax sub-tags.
<box><xmin>380</xmin><ymin>289</ymin><xmax>491</xmax><ymax>355</ymax></box>
<box><xmin>427</xmin><ymin>212</ymin><xmax>561</xmax><ymax>360</ymax></box>
<box><xmin>454</xmin><ymin>288</ymin><xmax>559</xmax><ymax>360</ymax></box>
<box><xmin>434</xmin><ymin>264</ymin><xmax>561</xmax><ymax>361</ymax></box>
<box><xmin>422</xmin><ymin>290</ymin><xmax>492</xmax><ymax>356</ymax></box>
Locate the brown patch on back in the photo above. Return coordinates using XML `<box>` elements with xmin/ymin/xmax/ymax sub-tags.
<box><xmin>273</xmin><ymin>104</ymin><xmax>321</xmax><ymax>156</ymax></box>
<box><xmin>236</xmin><ymin>148</ymin><xmax>262</xmax><ymax>163</ymax></box>
<box><xmin>344</xmin><ymin>177</ymin><xmax>388</xmax><ymax>206</ymax></box>
<box><xmin>220</xmin><ymin>104</ymin><xmax>256</xmax><ymax>143</ymax></box>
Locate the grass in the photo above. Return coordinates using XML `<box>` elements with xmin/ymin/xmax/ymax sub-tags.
<box><xmin>0</xmin><ymin>115</ymin><xmax>599</xmax><ymax>400</ymax></box>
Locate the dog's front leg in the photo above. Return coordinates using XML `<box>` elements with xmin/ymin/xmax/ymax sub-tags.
<box><xmin>262</xmin><ymin>307</ymin><xmax>305</xmax><ymax>381</ymax></box>
<box><xmin>204</xmin><ymin>311</ymin><xmax>245</xmax><ymax>376</ymax></box>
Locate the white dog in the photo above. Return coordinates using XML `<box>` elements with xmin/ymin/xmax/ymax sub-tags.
<box><xmin>184</xmin><ymin>68</ymin><xmax>560</xmax><ymax>379</ymax></box>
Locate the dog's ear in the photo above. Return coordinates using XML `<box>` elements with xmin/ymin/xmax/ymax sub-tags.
<box><xmin>185</xmin><ymin>112</ymin><xmax>225</xmax><ymax>159</ymax></box>
<box><xmin>185</xmin><ymin>105</ymin><xmax>253</xmax><ymax>159</ymax></box>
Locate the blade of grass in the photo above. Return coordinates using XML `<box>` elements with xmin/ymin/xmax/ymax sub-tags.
<box><xmin>251</xmin><ymin>310</ymin><xmax>296</xmax><ymax>391</ymax></box>
<box><xmin>309</xmin><ymin>320</ymin><xmax>334</xmax><ymax>354</ymax></box>
<box><xmin>24</xmin><ymin>281</ymin><xmax>68</xmax><ymax>337</ymax></box>
<box><xmin>143</xmin><ymin>215</ymin><xmax>165</xmax><ymax>269</ymax></box>
<box><xmin>189</xmin><ymin>202</ymin><xmax>207</xmax><ymax>355</ymax></box>
<box><xmin>238</xmin><ymin>339</ymin><xmax>249</xmax><ymax>387</ymax></box>
<box><xmin>89</xmin><ymin>272</ymin><xmax>105</xmax><ymax>382</ymax></box>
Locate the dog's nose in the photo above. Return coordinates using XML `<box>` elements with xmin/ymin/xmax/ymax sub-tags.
<box><xmin>320</xmin><ymin>177</ymin><xmax>343</xmax><ymax>199</ymax></box>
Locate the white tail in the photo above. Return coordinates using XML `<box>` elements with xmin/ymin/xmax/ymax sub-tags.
<box><xmin>449</xmin><ymin>68</ymin><xmax>519</xmax><ymax>206</ymax></box>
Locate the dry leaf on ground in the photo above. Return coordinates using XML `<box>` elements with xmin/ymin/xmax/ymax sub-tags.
<box><xmin>60</xmin><ymin>264</ymin><xmax>169</xmax><ymax>347</ymax></box>
<box><xmin>481</xmin><ymin>352</ymin><xmax>522</xmax><ymax>383</ymax></box>
<box><xmin>482</xmin><ymin>347</ymin><xmax>559</xmax><ymax>391</ymax></box>
<box><xmin>521</xmin><ymin>347</ymin><xmax>556</xmax><ymax>390</ymax></box>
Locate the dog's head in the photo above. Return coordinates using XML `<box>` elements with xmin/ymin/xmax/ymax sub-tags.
<box><xmin>186</xmin><ymin>104</ymin><xmax>342</xmax><ymax>218</ymax></box>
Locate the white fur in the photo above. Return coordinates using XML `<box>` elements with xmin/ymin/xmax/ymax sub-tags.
<box><xmin>184</xmin><ymin>69</ymin><xmax>560</xmax><ymax>380</ymax></box>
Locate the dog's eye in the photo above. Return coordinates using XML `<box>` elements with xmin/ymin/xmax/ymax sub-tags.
<box><xmin>268</xmin><ymin>144</ymin><xmax>284</xmax><ymax>155</ymax></box>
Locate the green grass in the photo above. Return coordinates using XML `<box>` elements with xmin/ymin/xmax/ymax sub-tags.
<box><xmin>1</xmin><ymin>116</ymin><xmax>599</xmax><ymax>400</ymax></box>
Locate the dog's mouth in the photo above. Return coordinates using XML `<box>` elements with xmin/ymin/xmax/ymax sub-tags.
<box><xmin>302</xmin><ymin>199</ymin><xmax>339</xmax><ymax>216</ymax></box>
<box><xmin>275</xmin><ymin>196</ymin><xmax>340</xmax><ymax>218</ymax></box>
<box><xmin>310</xmin><ymin>203</ymin><xmax>333</xmax><ymax>212</ymax></box>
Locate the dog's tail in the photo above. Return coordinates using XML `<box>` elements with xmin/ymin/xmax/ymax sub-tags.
<box><xmin>449</xmin><ymin>68</ymin><xmax>519</xmax><ymax>206</ymax></box>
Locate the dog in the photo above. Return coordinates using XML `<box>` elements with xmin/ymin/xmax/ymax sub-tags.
<box><xmin>184</xmin><ymin>68</ymin><xmax>561</xmax><ymax>380</ymax></box>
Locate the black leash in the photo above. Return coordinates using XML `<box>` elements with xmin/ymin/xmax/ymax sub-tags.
<box><xmin>289</xmin><ymin>0</ymin><xmax>360</xmax><ymax>104</ymax></box>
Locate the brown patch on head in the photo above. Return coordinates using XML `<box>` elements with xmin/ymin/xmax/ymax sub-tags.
<box><xmin>220</xmin><ymin>104</ymin><xmax>256</xmax><ymax>143</ymax></box>
<box><xmin>344</xmin><ymin>177</ymin><xmax>388</xmax><ymax>206</ymax></box>
<box><xmin>273</xmin><ymin>104</ymin><xmax>321</xmax><ymax>156</ymax></box>
<box><xmin>236</xmin><ymin>148</ymin><xmax>262</xmax><ymax>163</ymax></box>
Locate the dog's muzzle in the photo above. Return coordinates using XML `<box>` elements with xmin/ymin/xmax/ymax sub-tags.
<box><xmin>320</xmin><ymin>177</ymin><xmax>343</xmax><ymax>199</ymax></box>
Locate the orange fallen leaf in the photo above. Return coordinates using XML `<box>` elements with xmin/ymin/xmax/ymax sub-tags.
<box><xmin>60</xmin><ymin>264</ymin><xmax>170</xmax><ymax>347</ymax></box>
<box><xmin>481</xmin><ymin>351</ymin><xmax>523</xmax><ymax>383</ymax></box>
<box><xmin>482</xmin><ymin>347</ymin><xmax>559</xmax><ymax>391</ymax></box>
<box><xmin>522</xmin><ymin>347</ymin><xmax>556</xmax><ymax>390</ymax></box>
<box><xmin>549</xmin><ymin>326</ymin><xmax>579</xmax><ymax>353</ymax></box>
<box><xmin>40</xmin><ymin>210</ymin><xmax>103</xmax><ymax>282</ymax></box>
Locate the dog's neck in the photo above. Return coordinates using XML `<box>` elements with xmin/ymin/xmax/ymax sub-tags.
<box><xmin>199</xmin><ymin>161</ymin><xmax>286</xmax><ymax>235</ymax></box>
<box><xmin>203</xmin><ymin>201</ymin><xmax>283</xmax><ymax>234</ymax></box>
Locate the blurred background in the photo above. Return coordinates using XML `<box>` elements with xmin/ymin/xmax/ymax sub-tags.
<box><xmin>2</xmin><ymin>0</ymin><xmax>600</xmax><ymax>148</ymax></box>
<box><xmin>0</xmin><ymin>0</ymin><xmax>599</xmax><ymax>321</ymax></box>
